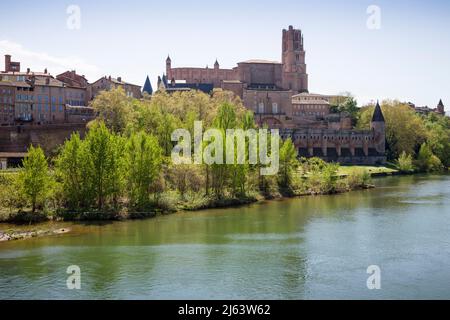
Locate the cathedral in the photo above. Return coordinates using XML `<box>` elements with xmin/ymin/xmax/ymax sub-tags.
<box><xmin>158</xmin><ymin>25</ymin><xmax>386</xmax><ymax>164</ymax></box>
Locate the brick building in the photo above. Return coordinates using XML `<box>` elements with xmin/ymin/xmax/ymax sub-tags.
<box><xmin>160</xmin><ymin>25</ymin><xmax>387</xmax><ymax>164</ymax></box>
<box><xmin>0</xmin><ymin>55</ymin><xmax>97</xmax><ymax>126</ymax></box>
<box><xmin>409</xmin><ymin>99</ymin><xmax>446</xmax><ymax>116</ymax></box>
<box><xmin>89</xmin><ymin>76</ymin><xmax>142</xmax><ymax>100</ymax></box>
<box><xmin>0</xmin><ymin>83</ymin><xmax>15</xmax><ymax>126</ymax></box>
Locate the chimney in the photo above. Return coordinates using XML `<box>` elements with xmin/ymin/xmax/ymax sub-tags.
<box><xmin>117</xmin><ymin>77</ymin><xmax>122</xmax><ymax>82</ymax></box>
<box><xmin>44</xmin><ymin>68</ymin><xmax>48</xmax><ymax>74</ymax></box>
<box><xmin>5</xmin><ymin>55</ymin><xmax>11</xmax><ymax>72</ymax></box>
<box><xmin>27</xmin><ymin>68</ymin><xmax>30</xmax><ymax>74</ymax></box>
<box><xmin>108</xmin><ymin>75</ymin><xmax>111</xmax><ymax>81</ymax></box>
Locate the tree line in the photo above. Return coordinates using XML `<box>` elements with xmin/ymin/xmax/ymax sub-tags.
<box><xmin>0</xmin><ymin>88</ymin><xmax>375</xmax><ymax>222</ymax></box>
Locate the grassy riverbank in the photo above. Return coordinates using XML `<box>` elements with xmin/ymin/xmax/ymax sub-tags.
<box><xmin>337</xmin><ymin>164</ymin><xmax>398</xmax><ymax>177</ymax></box>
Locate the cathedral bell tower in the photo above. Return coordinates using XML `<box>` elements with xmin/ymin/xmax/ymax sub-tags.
<box><xmin>166</xmin><ymin>55</ymin><xmax>172</xmax><ymax>79</ymax></box>
<box><xmin>282</xmin><ymin>25</ymin><xmax>308</xmax><ymax>93</ymax></box>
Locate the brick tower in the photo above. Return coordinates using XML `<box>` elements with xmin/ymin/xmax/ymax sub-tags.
<box><xmin>282</xmin><ymin>25</ymin><xmax>308</xmax><ymax>93</ymax></box>
<box><xmin>166</xmin><ymin>55</ymin><xmax>172</xmax><ymax>79</ymax></box>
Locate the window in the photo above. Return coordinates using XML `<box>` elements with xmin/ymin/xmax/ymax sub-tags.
<box><xmin>258</xmin><ymin>102</ymin><xmax>264</xmax><ymax>114</ymax></box>
<box><xmin>272</xmin><ymin>103</ymin><xmax>278</xmax><ymax>114</ymax></box>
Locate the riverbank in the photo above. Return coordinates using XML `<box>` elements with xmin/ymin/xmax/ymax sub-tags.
<box><xmin>2</xmin><ymin>164</ymin><xmax>434</xmax><ymax>245</ymax></box>
<box><xmin>0</xmin><ymin>165</ymin><xmax>385</xmax><ymax>242</ymax></box>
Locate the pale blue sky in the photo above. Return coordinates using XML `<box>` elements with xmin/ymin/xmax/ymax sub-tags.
<box><xmin>1</xmin><ymin>0</ymin><xmax>449</xmax><ymax>109</ymax></box>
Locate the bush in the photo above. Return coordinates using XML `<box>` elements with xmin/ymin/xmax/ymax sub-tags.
<box><xmin>345</xmin><ymin>169</ymin><xmax>372</xmax><ymax>189</ymax></box>
<box><xmin>397</xmin><ymin>151</ymin><xmax>415</xmax><ymax>173</ymax></box>
<box><xmin>416</xmin><ymin>143</ymin><xmax>444</xmax><ymax>172</ymax></box>
<box><xmin>154</xmin><ymin>192</ymin><xmax>178</xmax><ymax>213</ymax></box>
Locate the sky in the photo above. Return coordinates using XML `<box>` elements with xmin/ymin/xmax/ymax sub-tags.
<box><xmin>0</xmin><ymin>0</ymin><xmax>449</xmax><ymax>109</ymax></box>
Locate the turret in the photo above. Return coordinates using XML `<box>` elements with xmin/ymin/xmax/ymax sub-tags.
<box><xmin>214</xmin><ymin>59</ymin><xmax>219</xmax><ymax>70</ymax></box>
<box><xmin>157</xmin><ymin>75</ymin><xmax>165</xmax><ymax>91</ymax></box>
<box><xmin>166</xmin><ymin>55</ymin><xmax>171</xmax><ymax>79</ymax></box>
<box><xmin>437</xmin><ymin>99</ymin><xmax>445</xmax><ymax>115</ymax></box>
<box><xmin>370</xmin><ymin>101</ymin><xmax>386</xmax><ymax>154</ymax></box>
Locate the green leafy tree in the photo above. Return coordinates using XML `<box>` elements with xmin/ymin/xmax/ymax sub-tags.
<box><xmin>18</xmin><ymin>146</ymin><xmax>53</xmax><ymax>213</ymax></box>
<box><xmin>55</xmin><ymin>132</ymin><xmax>94</xmax><ymax>209</ymax></box>
<box><xmin>416</xmin><ymin>143</ymin><xmax>443</xmax><ymax>172</ymax></box>
<box><xmin>358</xmin><ymin>100</ymin><xmax>426</xmax><ymax>160</ymax></box>
<box><xmin>126</xmin><ymin>131</ymin><xmax>162</xmax><ymax>209</ymax></box>
<box><xmin>84</xmin><ymin>122</ymin><xmax>125</xmax><ymax>210</ymax></box>
<box><xmin>330</xmin><ymin>94</ymin><xmax>360</xmax><ymax>124</ymax></box>
<box><xmin>424</xmin><ymin>116</ymin><xmax>450</xmax><ymax>167</ymax></box>
<box><xmin>278</xmin><ymin>138</ymin><xmax>298</xmax><ymax>191</ymax></box>
<box><xmin>91</xmin><ymin>86</ymin><xmax>134</xmax><ymax>134</ymax></box>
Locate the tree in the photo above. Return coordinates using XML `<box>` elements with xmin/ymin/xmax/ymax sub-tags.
<box><xmin>416</xmin><ymin>143</ymin><xmax>443</xmax><ymax>172</ymax></box>
<box><xmin>126</xmin><ymin>131</ymin><xmax>162</xmax><ymax>209</ymax></box>
<box><xmin>358</xmin><ymin>100</ymin><xmax>426</xmax><ymax>160</ymax></box>
<box><xmin>55</xmin><ymin>132</ymin><xmax>93</xmax><ymax>209</ymax></box>
<box><xmin>18</xmin><ymin>146</ymin><xmax>53</xmax><ymax>213</ymax></box>
<box><xmin>210</xmin><ymin>102</ymin><xmax>238</xmax><ymax>198</ymax></box>
<box><xmin>91</xmin><ymin>86</ymin><xmax>134</xmax><ymax>133</ymax></box>
<box><xmin>167</xmin><ymin>161</ymin><xmax>204</xmax><ymax>199</ymax></box>
<box><xmin>278</xmin><ymin>138</ymin><xmax>298</xmax><ymax>191</ymax></box>
<box><xmin>424</xmin><ymin>115</ymin><xmax>450</xmax><ymax>167</ymax></box>
<box><xmin>84</xmin><ymin>122</ymin><xmax>125</xmax><ymax>210</ymax></box>
<box><xmin>330</xmin><ymin>94</ymin><xmax>360</xmax><ymax>125</ymax></box>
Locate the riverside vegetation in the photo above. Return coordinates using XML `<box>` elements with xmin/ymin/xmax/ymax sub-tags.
<box><xmin>0</xmin><ymin>89</ymin><xmax>449</xmax><ymax>224</ymax></box>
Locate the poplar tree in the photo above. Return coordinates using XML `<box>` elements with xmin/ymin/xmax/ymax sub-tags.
<box><xmin>126</xmin><ymin>131</ymin><xmax>162</xmax><ymax>209</ymax></box>
<box><xmin>19</xmin><ymin>145</ymin><xmax>53</xmax><ymax>213</ymax></box>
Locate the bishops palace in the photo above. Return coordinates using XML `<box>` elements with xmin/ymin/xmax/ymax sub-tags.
<box><xmin>158</xmin><ymin>25</ymin><xmax>389</xmax><ymax>165</ymax></box>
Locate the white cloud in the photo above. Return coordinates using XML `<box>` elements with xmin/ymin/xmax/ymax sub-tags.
<box><xmin>0</xmin><ymin>40</ymin><xmax>100</xmax><ymax>80</ymax></box>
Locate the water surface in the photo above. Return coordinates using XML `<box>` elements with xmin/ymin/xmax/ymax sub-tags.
<box><xmin>1</xmin><ymin>174</ymin><xmax>450</xmax><ymax>299</ymax></box>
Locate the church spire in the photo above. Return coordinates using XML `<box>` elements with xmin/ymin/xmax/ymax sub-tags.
<box><xmin>143</xmin><ymin>75</ymin><xmax>153</xmax><ymax>95</ymax></box>
<box><xmin>372</xmin><ymin>100</ymin><xmax>385</xmax><ymax>122</ymax></box>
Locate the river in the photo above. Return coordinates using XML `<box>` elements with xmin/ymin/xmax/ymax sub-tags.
<box><xmin>1</xmin><ymin>174</ymin><xmax>449</xmax><ymax>299</ymax></box>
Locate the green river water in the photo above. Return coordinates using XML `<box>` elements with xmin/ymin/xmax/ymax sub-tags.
<box><xmin>1</xmin><ymin>174</ymin><xmax>449</xmax><ymax>299</ymax></box>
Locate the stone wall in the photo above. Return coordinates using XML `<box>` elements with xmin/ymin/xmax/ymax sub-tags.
<box><xmin>0</xmin><ymin>123</ymin><xmax>87</xmax><ymax>155</ymax></box>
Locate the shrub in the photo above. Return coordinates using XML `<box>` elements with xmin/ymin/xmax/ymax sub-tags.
<box><xmin>396</xmin><ymin>151</ymin><xmax>414</xmax><ymax>173</ymax></box>
<box><xmin>345</xmin><ymin>169</ymin><xmax>372</xmax><ymax>189</ymax></box>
